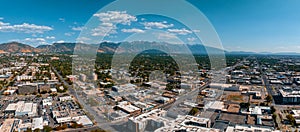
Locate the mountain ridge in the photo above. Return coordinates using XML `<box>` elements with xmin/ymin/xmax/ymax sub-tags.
<box><xmin>0</xmin><ymin>41</ymin><xmax>299</xmax><ymax>55</ymax></box>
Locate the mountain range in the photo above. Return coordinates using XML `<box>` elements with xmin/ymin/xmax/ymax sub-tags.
<box><xmin>0</xmin><ymin>41</ymin><xmax>298</xmax><ymax>55</ymax></box>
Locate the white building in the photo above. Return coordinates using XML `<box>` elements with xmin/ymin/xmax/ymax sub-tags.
<box><xmin>73</xmin><ymin>116</ymin><xmax>93</xmax><ymax>126</ymax></box>
<box><xmin>5</xmin><ymin>101</ymin><xmax>37</xmax><ymax>117</ymax></box>
<box><xmin>32</xmin><ymin>117</ymin><xmax>44</xmax><ymax>130</ymax></box>
<box><xmin>42</xmin><ymin>98</ymin><xmax>52</xmax><ymax>107</ymax></box>
<box><xmin>155</xmin><ymin>115</ymin><xmax>218</xmax><ymax>132</ymax></box>
<box><xmin>59</xmin><ymin>96</ymin><xmax>72</xmax><ymax>102</ymax></box>
<box><xmin>225</xmin><ymin>125</ymin><xmax>278</xmax><ymax>132</ymax></box>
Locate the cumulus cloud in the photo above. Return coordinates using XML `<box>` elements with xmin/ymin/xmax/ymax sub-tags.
<box><xmin>121</xmin><ymin>28</ymin><xmax>145</xmax><ymax>33</ymax></box>
<box><xmin>0</xmin><ymin>21</ymin><xmax>53</xmax><ymax>34</ymax></box>
<box><xmin>23</xmin><ymin>37</ymin><xmax>48</xmax><ymax>46</ymax></box>
<box><xmin>167</xmin><ymin>28</ymin><xmax>192</xmax><ymax>35</ymax></box>
<box><xmin>93</xmin><ymin>11</ymin><xmax>137</xmax><ymax>25</ymax></box>
<box><xmin>91</xmin><ymin>11</ymin><xmax>137</xmax><ymax>36</ymax></box>
<box><xmin>143</xmin><ymin>21</ymin><xmax>174</xmax><ymax>29</ymax></box>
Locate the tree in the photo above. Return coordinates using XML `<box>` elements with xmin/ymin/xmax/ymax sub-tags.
<box><xmin>91</xmin><ymin>128</ymin><xmax>107</xmax><ymax>132</ymax></box>
<box><xmin>188</xmin><ymin>107</ymin><xmax>199</xmax><ymax>116</ymax></box>
<box><xmin>239</xmin><ymin>102</ymin><xmax>250</xmax><ymax>109</ymax></box>
<box><xmin>266</xmin><ymin>95</ymin><xmax>273</xmax><ymax>103</ymax></box>
<box><xmin>43</xmin><ymin>126</ymin><xmax>52</xmax><ymax>132</ymax></box>
<box><xmin>33</xmin><ymin>128</ymin><xmax>40</xmax><ymax>132</ymax></box>
<box><xmin>286</xmin><ymin>114</ymin><xmax>296</xmax><ymax>126</ymax></box>
<box><xmin>271</xmin><ymin>106</ymin><xmax>276</xmax><ymax>114</ymax></box>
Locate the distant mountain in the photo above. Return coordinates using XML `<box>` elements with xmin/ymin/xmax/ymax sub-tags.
<box><xmin>37</xmin><ymin>43</ymin><xmax>97</xmax><ymax>53</ymax></box>
<box><xmin>272</xmin><ymin>52</ymin><xmax>300</xmax><ymax>56</ymax></box>
<box><xmin>37</xmin><ymin>41</ymin><xmax>226</xmax><ymax>54</ymax></box>
<box><xmin>227</xmin><ymin>51</ymin><xmax>256</xmax><ymax>55</ymax></box>
<box><xmin>1</xmin><ymin>41</ymin><xmax>299</xmax><ymax>56</ymax></box>
<box><xmin>0</xmin><ymin>42</ymin><xmax>41</xmax><ymax>53</ymax></box>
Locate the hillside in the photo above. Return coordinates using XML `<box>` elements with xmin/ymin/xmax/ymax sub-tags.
<box><xmin>0</xmin><ymin>41</ymin><xmax>228</xmax><ymax>55</ymax></box>
<box><xmin>0</xmin><ymin>42</ymin><xmax>41</xmax><ymax>53</ymax></box>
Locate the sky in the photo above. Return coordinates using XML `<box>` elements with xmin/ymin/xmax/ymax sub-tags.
<box><xmin>1</xmin><ymin>0</ymin><xmax>300</xmax><ymax>53</ymax></box>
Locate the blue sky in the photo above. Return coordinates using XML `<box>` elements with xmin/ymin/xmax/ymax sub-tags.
<box><xmin>1</xmin><ymin>0</ymin><xmax>300</xmax><ymax>52</ymax></box>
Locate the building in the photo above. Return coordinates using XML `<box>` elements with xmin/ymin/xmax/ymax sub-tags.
<box><xmin>16</xmin><ymin>75</ymin><xmax>33</xmax><ymax>81</ymax></box>
<box><xmin>279</xmin><ymin>88</ymin><xmax>300</xmax><ymax>104</ymax></box>
<box><xmin>93</xmin><ymin>73</ymin><xmax>98</xmax><ymax>81</ymax></box>
<box><xmin>209</xmin><ymin>83</ymin><xmax>240</xmax><ymax>91</ymax></box>
<box><xmin>17</xmin><ymin>84</ymin><xmax>38</xmax><ymax>95</ymax></box>
<box><xmin>155</xmin><ymin>115</ymin><xmax>218</xmax><ymax>132</ymax></box>
<box><xmin>52</xmin><ymin>111</ymin><xmax>72</xmax><ymax>123</ymax></box>
<box><xmin>42</xmin><ymin>98</ymin><xmax>52</xmax><ymax>107</ymax></box>
<box><xmin>0</xmin><ymin>119</ymin><xmax>18</xmax><ymax>132</ymax></box>
<box><xmin>79</xmin><ymin>73</ymin><xmax>87</xmax><ymax>82</ymax></box>
<box><xmin>127</xmin><ymin>109</ymin><xmax>167</xmax><ymax>132</ymax></box>
<box><xmin>116</xmin><ymin>101</ymin><xmax>141</xmax><ymax>116</ymax></box>
<box><xmin>225</xmin><ymin>125</ymin><xmax>278</xmax><ymax>132</ymax></box>
<box><xmin>38</xmin><ymin>84</ymin><xmax>51</xmax><ymax>93</ymax></box>
<box><xmin>32</xmin><ymin>117</ymin><xmax>44</xmax><ymax>130</ymax></box>
<box><xmin>112</xmin><ymin>83</ymin><xmax>137</xmax><ymax>93</ymax></box>
<box><xmin>73</xmin><ymin>116</ymin><xmax>93</xmax><ymax>126</ymax></box>
<box><xmin>59</xmin><ymin>96</ymin><xmax>72</xmax><ymax>102</ymax></box>
<box><xmin>5</xmin><ymin>101</ymin><xmax>37</xmax><ymax>117</ymax></box>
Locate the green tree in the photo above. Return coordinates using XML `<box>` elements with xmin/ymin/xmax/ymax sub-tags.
<box><xmin>43</xmin><ymin>126</ymin><xmax>52</xmax><ymax>132</ymax></box>
<box><xmin>188</xmin><ymin>107</ymin><xmax>199</xmax><ymax>116</ymax></box>
<box><xmin>286</xmin><ymin>114</ymin><xmax>296</xmax><ymax>126</ymax></box>
<box><xmin>266</xmin><ymin>95</ymin><xmax>273</xmax><ymax>103</ymax></box>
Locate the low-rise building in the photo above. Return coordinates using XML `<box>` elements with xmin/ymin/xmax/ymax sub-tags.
<box><xmin>5</xmin><ymin>101</ymin><xmax>37</xmax><ymax>117</ymax></box>
<box><xmin>279</xmin><ymin>88</ymin><xmax>300</xmax><ymax>104</ymax></box>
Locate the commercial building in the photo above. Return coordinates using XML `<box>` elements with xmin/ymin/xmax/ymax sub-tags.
<box><xmin>4</xmin><ymin>101</ymin><xmax>37</xmax><ymax>117</ymax></box>
<box><xmin>127</xmin><ymin>109</ymin><xmax>167</xmax><ymax>132</ymax></box>
<box><xmin>32</xmin><ymin>117</ymin><xmax>44</xmax><ymax>130</ymax></box>
<box><xmin>279</xmin><ymin>88</ymin><xmax>300</xmax><ymax>104</ymax></box>
<box><xmin>59</xmin><ymin>96</ymin><xmax>72</xmax><ymax>102</ymax></box>
<box><xmin>116</xmin><ymin>101</ymin><xmax>141</xmax><ymax>116</ymax></box>
<box><xmin>0</xmin><ymin>119</ymin><xmax>19</xmax><ymax>132</ymax></box>
<box><xmin>225</xmin><ymin>125</ymin><xmax>278</xmax><ymax>132</ymax></box>
<box><xmin>17</xmin><ymin>84</ymin><xmax>38</xmax><ymax>95</ymax></box>
<box><xmin>42</xmin><ymin>98</ymin><xmax>52</xmax><ymax>107</ymax></box>
<box><xmin>155</xmin><ymin>115</ymin><xmax>218</xmax><ymax>132</ymax></box>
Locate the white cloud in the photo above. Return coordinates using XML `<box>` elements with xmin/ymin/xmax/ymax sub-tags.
<box><xmin>46</xmin><ymin>36</ymin><xmax>55</xmax><ymax>39</ymax></box>
<box><xmin>91</xmin><ymin>11</ymin><xmax>137</xmax><ymax>37</ymax></box>
<box><xmin>0</xmin><ymin>17</ymin><xmax>3</xmax><ymax>20</ymax></box>
<box><xmin>167</xmin><ymin>28</ymin><xmax>192</xmax><ymax>35</ymax></box>
<box><xmin>55</xmin><ymin>40</ymin><xmax>65</xmax><ymax>43</ymax></box>
<box><xmin>23</xmin><ymin>37</ymin><xmax>48</xmax><ymax>46</ymax></box>
<box><xmin>143</xmin><ymin>21</ymin><xmax>174</xmax><ymax>29</ymax></box>
<box><xmin>121</xmin><ymin>28</ymin><xmax>145</xmax><ymax>33</ymax></box>
<box><xmin>0</xmin><ymin>21</ymin><xmax>53</xmax><ymax>34</ymax></box>
<box><xmin>93</xmin><ymin>11</ymin><xmax>137</xmax><ymax>25</ymax></box>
